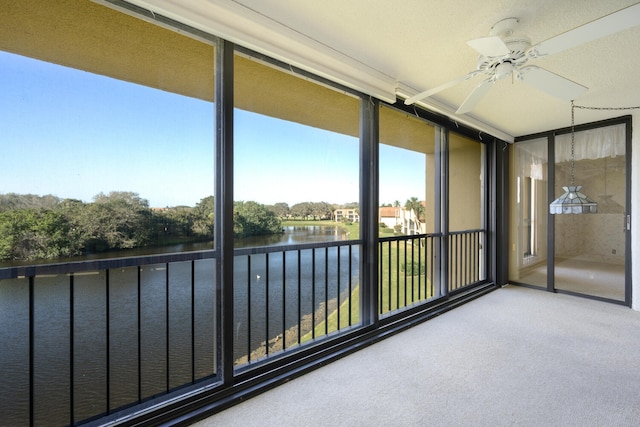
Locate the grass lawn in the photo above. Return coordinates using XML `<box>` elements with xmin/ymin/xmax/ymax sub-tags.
<box><xmin>300</xmin><ymin>285</ymin><xmax>360</xmax><ymax>344</ymax></box>
<box><xmin>296</xmin><ymin>242</ymin><xmax>434</xmax><ymax>343</ymax></box>
<box><xmin>282</xmin><ymin>220</ymin><xmax>433</xmax><ymax>344</ymax></box>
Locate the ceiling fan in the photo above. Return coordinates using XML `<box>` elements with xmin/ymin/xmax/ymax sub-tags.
<box><xmin>404</xmin><ymin>2</ymin><xmax>640</xmax><ymax>114</ymax></box>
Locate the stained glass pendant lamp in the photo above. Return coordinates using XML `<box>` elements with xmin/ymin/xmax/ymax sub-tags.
<box><xmin>549</xmin><ymin>101</ymin><xmax>597</xmax><ymax>214</ymax></box>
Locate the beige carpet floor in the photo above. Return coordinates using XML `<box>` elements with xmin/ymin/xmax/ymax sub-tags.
<box><xmin>517</xmin><ymin>258</ymin><xmax>625</xmax><ymax>301</ymax></box>
<box><xmin>193</xmin><ymin>285</ymin><xmax>640</xmax><ymax>426</ymax></box>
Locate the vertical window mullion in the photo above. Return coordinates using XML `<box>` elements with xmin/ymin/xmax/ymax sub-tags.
<box><xmin>215</xmin><ymin>39</ymin><xmax>235</xmax><ymax>384</ymax></box>
<box><xmin>360</xmin><ymin>97</ymin><xmax>379</xmax><ymax>326</ymax></box>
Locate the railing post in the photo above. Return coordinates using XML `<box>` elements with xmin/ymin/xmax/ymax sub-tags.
<box><xmin>105</xmin><ymin>269</ymin><xmax>110</xmax><ymax>414</ymax></box>
<box><xmin>69</xmin><ymin>274</ymin><xmax>74</xmax><ymax>426</ymax></box>
<box><xmin>29</xmin><ymin>276</ymin><xmax>34</xmax><ymax>427</ymax></box>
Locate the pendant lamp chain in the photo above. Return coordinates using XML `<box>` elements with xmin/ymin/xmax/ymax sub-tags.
<box><xmin>570</xmin><ymin>101</ymin><xmax>640</xmax><ymax>182</ymax></box>
<box><xmin>548</xmin><ymin>100</ymin><xmax>597</xmax><ymax>214</ymax></box>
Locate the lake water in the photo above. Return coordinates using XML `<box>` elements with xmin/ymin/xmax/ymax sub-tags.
<box><xmin>236</xmin><ymin>225</ymin><xmax>349</xmax><ymax>248</ymax></box>
<box><xmin>0</xmin><ymin>225</ymin><xmax>347</xmax><ymax>268</ymax></box>
<box><xmin>0</xmin><ymin>225</ymin><xmax>359</xmax><ymax>426</ymax></box>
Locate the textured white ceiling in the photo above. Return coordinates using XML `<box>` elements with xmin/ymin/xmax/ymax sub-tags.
<box><xmin>231</xmin><ymin>0</ymin><xmax>640</xmax><ymax>138</ymax></box>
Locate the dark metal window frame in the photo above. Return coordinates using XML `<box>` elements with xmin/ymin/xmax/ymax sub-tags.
<box><xmin>0</xmin><ymin>3</ymin><xmax>503</xmax><ymax>425</ymax></box>
<box><xmin>99</xmin><ymin>41</ymin><xmax>497</xmax><ymax>423</ymax></box>
<box><xmin>379</xmin><ymin>102</ymin><xmax>495</xmax><ymax>296</ymax></box>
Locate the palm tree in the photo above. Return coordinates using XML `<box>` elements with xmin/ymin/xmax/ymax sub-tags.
<box><xmin>405</xmin><ymin>197</ymin><xmax>425</xmax><ymax>222</ymax></box>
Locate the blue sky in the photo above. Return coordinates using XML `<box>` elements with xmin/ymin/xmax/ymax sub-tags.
<box><xmin>1</xmin><ymin>51</ymin><xmax>424</xmax><ymax>208</ymax></box>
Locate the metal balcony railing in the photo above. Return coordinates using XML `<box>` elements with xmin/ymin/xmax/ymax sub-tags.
<box><xmin>379</xmin><ymin>233</ymin><xmax>439</xmax><ymax>316</ymax></box>
<box><xmin>232</xmin><ymin>240</ymin><xmax>361</xmax><ymax>366</ymax></box>
<box><xmin>0</xmin><ymin>252</ymin><xmax>217</xmax><ymax>426</ymax></box>
<box><xmin>0</xmin><ymin>239</ymin><xmax>362</xmax><ymax>425</ymax></box>
<box><xmin>0</xmin><ymin>230</ymin><xmax>485</xmax><ymax>426</ymax></box>
<box><xmin>448</xmin><ymin>229</ymin><xmax>485</xmax><ymax>292</ymax></box>
<box><xmin>379</xmin><ymin>229</ymin><xmax>486</xmax><ymax>316</ymax></box>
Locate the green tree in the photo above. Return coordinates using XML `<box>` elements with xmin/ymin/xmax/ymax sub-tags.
<box><xmin>0</xmin><ymin>193</ymin><xmax>61</xmax><ymax>212</ymax></box>
<box><xmin>0</xmin><ymin>210</ymin><xmax>29</xmax><ymax>260</ymax></box>
<box><xmin>405</xmin><ymin>196</ymin><xmax>425</xmax><ymax>222</ymax></box>
<box><xmin>290</xmin><ymin>202</ymin><xmax>312</xmax><ymax>220</ymax></box>
<box><xmin>78</xmin><ymin>192</ymin><xmax>152</xmax><ymax>252</ymax></box>
<box><xmin>310</xmin><ymin>201</ymin><xmax>333</xmax><ymax>220</ymax></box>
<box><xmin>233</xmin><ymin>201</ymin><xmax>283</xmax><ymax>238</ymax></box>
<box><xmin>151</xmin><ymin>206</ymin><xmax>196</xmax><ymax>242</ymax></box>
<box><xmin>268</xmin><ymin>202</ymin><xmax>290</xmax><ymax>219</ymax></box>
<box><xmin>0</xmin><ymin>208</ymin><xmax>73</xmax><ymax>261</ymax></box>
<box><xmin>58</xmin><ymin>198</ymin><xmax>88</xmax><ymax>255</ymax></box>
<box><xmin>192</xmin><ymin>196</ymin><xmax>214</xmax><ymax>237</ymax></box>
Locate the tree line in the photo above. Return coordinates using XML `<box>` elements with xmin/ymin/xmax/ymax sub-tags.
<box><xmin>0</xmin><ymin>192</ymin><xmax>213</xmax><ymax>262</ymax></box>
<box><xmin>0</xmin><ymin>193</ymin><xmax>360</xmax><ymax>262</ymax></box>
<box><xmin>266</xmin><ymin>201</ymin><xmax>358</xmax><ymax>221</ymax></box>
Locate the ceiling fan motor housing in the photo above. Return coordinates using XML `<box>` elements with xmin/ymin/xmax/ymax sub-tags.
<box><xmin>494</xmin><ymin>61</ymin><xmax>513</xmax><ymax>79</ymax></box>
<box><xmin>477</xmin><ymin>35</ymin><xmax>532</xmax><ymax>78</ymax></box>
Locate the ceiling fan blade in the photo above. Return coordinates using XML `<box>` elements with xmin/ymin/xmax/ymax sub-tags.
<box><xmin>404</xmin><ymin>70</ymin><xmax>481</xmax><ymax>105</ymax></box>
<box><xmin>528</xmin><ymin>3</ymin><xmax>640</xmax><ymax>58</ymax></box>
<box><xmin>456</xmin><ymin>79</ymin><xmax>494</xmax><ymax>114</ymax></box>
<box><xmin>520</xmin><ymin>66</ymin><xmax>588</xmax><ymax>100</ymax></box>
<box><xmin>466</xmin><ymin>36</ymin><xmax>510</xmax><ymax>57</ymax></box>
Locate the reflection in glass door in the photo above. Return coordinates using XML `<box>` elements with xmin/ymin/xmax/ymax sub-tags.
<box><xmin>509</xmin><ymin>121</ymin><xmax>629</xmax><ymax>304</ymax></box>
<box><xmin>553</xmin><ymin>124</ymin><xmax>627</xmax><ymax>301</ymax></box>
<box><xmin>509</xmin><ymin>138</ymin><xmax>548</xmax><ymax>288</ymax></box>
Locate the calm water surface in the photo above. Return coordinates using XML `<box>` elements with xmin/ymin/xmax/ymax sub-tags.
<box><xmin>0</xmin><ymin>225</ymin><xmax>358</xmax><ymax>426</ymax></box>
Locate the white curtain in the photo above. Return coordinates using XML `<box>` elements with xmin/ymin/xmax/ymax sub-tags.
<box><xmin>555</xmin><ymin>123</ymin><xmax>626</xmax><ymax>162</ymax></box>
<box><xmin>514</xmin><ymin>137</ymin><xmax>547</xmax><ymax>180</ymax></box>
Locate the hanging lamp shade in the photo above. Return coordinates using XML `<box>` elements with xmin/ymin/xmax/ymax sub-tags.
<box><xmin>549</xmin><ymin>185</ymin><xmax>597</xmax><ymax>214</ymax></box>
<box><xmin>549</xmin><ymin>101</ymin><xmax>597</xmax><ymax>215</ymax></box>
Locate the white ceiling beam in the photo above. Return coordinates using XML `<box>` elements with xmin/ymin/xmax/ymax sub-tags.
<box><xmin>396</xmin><ymin>83</ymin><xmax>515</xmax><ymax>143</ymax></box>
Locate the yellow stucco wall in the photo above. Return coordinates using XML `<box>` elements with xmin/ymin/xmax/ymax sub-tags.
<box><xmin>449</xmin><ymin>132</ymin><xmax>483</xmax><ymax>231</ymax></box>
<box><xmin>0</xmin><ymin>0</ymin><xmax>214</xmax><ymax>101</ymax></box>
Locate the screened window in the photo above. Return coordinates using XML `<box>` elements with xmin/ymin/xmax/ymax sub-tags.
<box><xmin>448</xmin><ymin>132</ymin><xmax>486</xmax><ymax>289</ymax></box>
<box><xmin>0</xmin><ymin>3</ymin><xmax>215</xmax><ymax>266</ymax></box>
<box><xmin>379</xmin><ymin>106</ymin><xmax>432</xmax><ymax>233</ymax></box>
<box><xmin>378</xmin><ymin>105</ymin><xmax>440</xmax><ymax>314</ymax></box>
<box><xmin>0</xmin><ymin>2</ymin><xmax>216</xmax><ymax>425</ymax></box>
<box><xmin>232</xmin><ymin>53</ymin><xmax>361</xmax><ymax>365</ymax></box>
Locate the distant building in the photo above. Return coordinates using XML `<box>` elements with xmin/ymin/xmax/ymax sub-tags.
<box><xmin>379</xmin><ymin>203</ymin><xmax>425</xmax><ymax>235</ymax></box>
<box><xmin>334</xmin><ymin>208</ymin><xmax>359</xmax><ymax>222</ymax></box>
<box><xmin>379</xmin><ymin>206</ymin><xmax>401</xmax><ymax>229</ymax></box>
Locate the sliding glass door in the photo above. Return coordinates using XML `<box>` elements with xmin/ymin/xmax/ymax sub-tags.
<box><xmin>509</xmin><ymin>119</ymin><xmax>630</xmax><ymax>304</ymax></box>
<box><xmin>553</xmin><ymin>124</ymin><xmax>627</xmax><ymax>301</ymax></box>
